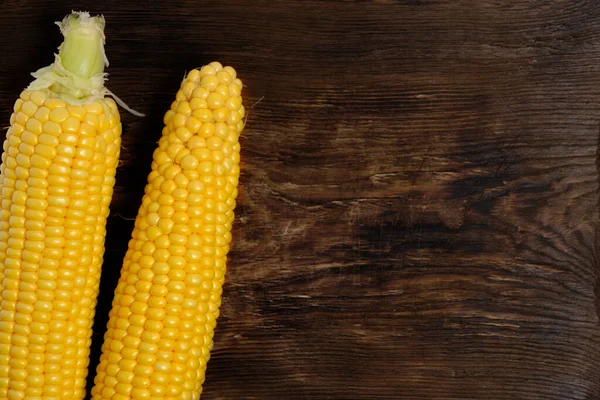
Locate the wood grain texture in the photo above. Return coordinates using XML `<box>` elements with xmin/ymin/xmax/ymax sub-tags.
<box><xmin>1</xmin><ymin>0</ymin><xmax>600</xmax><ymax>399</ymax></box>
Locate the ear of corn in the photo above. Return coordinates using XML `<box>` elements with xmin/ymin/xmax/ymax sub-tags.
<box><xmin>91</xmin><ymin>62</ymin><xmax>244</xmax><ymax>400</ymax></box>
<box><xmin>0</xmin><ymin>11</ymin><xmax>131</xmax><ymax>400</ymax></box>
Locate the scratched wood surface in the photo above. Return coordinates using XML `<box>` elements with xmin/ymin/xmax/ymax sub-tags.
<box><xmin>1</xmin><ymin>0</ymin><xmax>600</xmax><ymax>399</ymax></box>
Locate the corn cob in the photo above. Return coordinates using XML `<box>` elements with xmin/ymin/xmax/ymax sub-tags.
<box><xmin>0</xmin><ymin>12</ymin><xmax>136</xmax><ymax>400</ymax></box>
<box><xmin>91</xmin><ymin>62</ymin><xmax>244</xmax><ymax>400</ymax></box>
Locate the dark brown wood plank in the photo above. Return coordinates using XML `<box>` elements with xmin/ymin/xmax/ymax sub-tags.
<box><xmin>1</xmin><ymin>1</ymin><xmax>600</xmax><ymax>399</ymax></box>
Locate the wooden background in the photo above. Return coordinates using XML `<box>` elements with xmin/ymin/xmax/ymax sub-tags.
<box><xmin>1</xmin><ymin>0</ymin><xmax>600</xmax><ymax>399</ymax></box>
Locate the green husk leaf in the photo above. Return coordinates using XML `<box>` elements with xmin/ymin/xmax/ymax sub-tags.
<box><xmin>27</xmin><ymin>11</ymin><xmax>143</xmax><ymax>116</ymax></box>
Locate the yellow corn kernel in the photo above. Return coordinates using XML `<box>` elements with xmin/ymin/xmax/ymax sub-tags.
<box><xmin>192</xmin><ymin>87</ymin><xmax>210</xmax><ymax>100</ymax></box>
<box><xmin>42</xmin><ymin>121</ymin><xmax>62</xmax><ymax>136</ymax></box>
<box><xmin>91</xmin><ymin>63</ymin><xmax>245</xmax><ymax>400</ymax></box>
<box><xmin>26</xmin><ymin>119</ymin><xmax>43</xmax><ymax>135</ymax></box>
<box><xmin>66</xmin><ymin>105</ymin><xmax>86</xmax><ymax>120</ymax></box>
<box><xmin>49</xmin><ymin>107</ymin><xmax>69</xmax><ymax>123</ymax></box>
<box><xmin>216</xmin><ymin>70</ymin><xmax>233</xmax><ymax>84</ymax></box>
<box><xmin>61</xmin><ymin>117</ymin><xmax>80</xmax><ymax>133</ymax></box>
<box><xmin>212</xmin><ymin>107</ymin><xmax>229</xmax><ymax>122</ymax></box>
<box><xmin>33</xmin><ymin>107</ymin><xmax>50</xmax><ymax>123</ymax></box>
